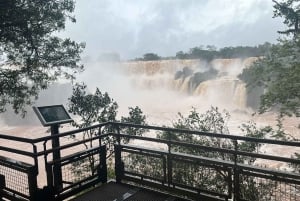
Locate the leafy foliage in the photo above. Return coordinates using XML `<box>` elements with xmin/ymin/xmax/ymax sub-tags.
<box><xmin>139</xmin><ymin>53</ymin><xmax>161</xmax><ymax>61</ymax></box>
<box><xmin>240</xmin><ymin>36</ymin><xmax>300</xmax><ymax>117</ymax></box>
<box><xmin>273</xmin><ymin>0</ymin><xmax>300</xmax><ymax>36</ymax></box>
<box><xmin>68</xmin><ymin>83</ymin><xmax>147</xmax><ymax>176</ymax></box>
<box><xmin>68</xmin><ymin>83</ymin><xmax>118</xmax><ymax>128</ymax></box>
<box><xmin>120</xmin><ymin>106</ymin><xmax>147</xmax><ymax>143</ymax></box>
<box><xmin>134</xmin><ymin>43</ymin><xmax>272</xmax><ymax>62</ymax></box>
<box><xmin>157</xmin><ymin>107</ymin><xmax>277</xmax><ymax>200</ymax></box>
<box><xmin>175</xmin><ymin>43</ymin><xmax>272</xmax><ymax>60</ymax></box>
<box><xmin>0</xmin><ymin>0</ymin><xmax>84</xmax><ymax>115</ymax></box>
<box><xmin>239</xmin><ymin>1</ymin><xmax>300</xmax><ymax>117</ymax></box>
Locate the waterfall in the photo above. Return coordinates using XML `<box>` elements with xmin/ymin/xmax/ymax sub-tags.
<box><xmin>123</xmin><ymin>58</ymin><xmax>252</xmax><ymax>110</ymax></box>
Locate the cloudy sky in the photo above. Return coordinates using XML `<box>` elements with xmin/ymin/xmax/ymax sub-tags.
<box><xmin>62</xmin><ymin>0</ymin><xmax>285</xmax><ymax>60</ymax></box>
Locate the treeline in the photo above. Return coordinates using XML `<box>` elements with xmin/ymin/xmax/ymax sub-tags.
<box><xmin>135</xmin><ymin>42</ymin><xmax>272</xmax><ymax>61</ymax></box>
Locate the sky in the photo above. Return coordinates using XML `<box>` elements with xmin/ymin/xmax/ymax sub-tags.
<box><xmin>62</xmin><ymin>0</ymin><xmax>285</xmax><ymax>60</ymax></box>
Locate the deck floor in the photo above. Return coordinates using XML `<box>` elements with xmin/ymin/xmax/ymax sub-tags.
<box><xmin>71</xmin><ymin>182</ymin><xmax>188</xmax><ymax>201</ymax></box>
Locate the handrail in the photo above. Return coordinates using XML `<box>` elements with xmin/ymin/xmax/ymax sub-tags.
<box><xmin>1</xmin><ymin>121</ymin><xmax>299</xmax><ymax>147</ymax></box>
<box><xmin>0</xmin><ymin>121</ymin><xmax>300</xmax><ymax>201</ymax></box>
<box><xmin>110</xmin><ymin>122</ymin><xmax>300</xmax><ymax>147</ymax></box>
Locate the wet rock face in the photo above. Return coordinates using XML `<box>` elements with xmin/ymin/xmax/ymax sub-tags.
<box><xmin>174</xmin><ymin>66</ymin><xmax>193</xmax><ymax>80</ymax></box>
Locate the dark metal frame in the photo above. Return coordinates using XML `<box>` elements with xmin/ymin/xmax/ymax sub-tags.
<box><xmin>33</xmin><ymin>105</ymin><xmax>73</xmax><ymax>127</ymax></box>
<box><xmin>0</xmin><ymin>122</ymin><xmax>299</xmax><ymax>201</ymax></box>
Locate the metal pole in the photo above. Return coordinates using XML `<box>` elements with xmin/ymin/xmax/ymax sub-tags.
<box><xmin>51</xmin><ymin>124</ymin><xmax>63</xmax><ymax>191</ymax></box>
<box><xmin>233</xmin><ymin>139</ymin><xmax>240</xmax><ymax>201</ymax></box>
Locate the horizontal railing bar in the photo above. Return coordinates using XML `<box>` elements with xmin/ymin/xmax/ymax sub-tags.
<box><xmin>31</xmin><ymin>122</ymin><xmax>110</xmax><ymax>143</ymax></box>
<box><xmin>173</xmin><ymin>151</ymin><xmax>300</xmax><ymax>180</ymax></box>
<box><xmin>172</xmin><ymin>151</ymin><xmax>234</xmax><ymax>167</ymax></box>
<box><xmin>0</xmin><ymin>133</ymin><xmax>34</xmax><ymax>143</ymax></box>
<box><xmin>0</xmin><ymin>146</ymin><xmax>36</xmax><ymax>158</ymax></box>
<box><xmin>240</xmin><ymin>169</ymin><xmax>300</xmax><ymax>185</ymax></box>
<box><xmin>117</xmin><ymin>134</ymin><xmax>300</xmax><ymax>169</ymax></box>
<box><xmin>171</xmin><ymin>181</ymin><xmax>229</xmax><ymax>199</ymax></box>
<box><xmin>238</xmin><ymin>163</ymin><xmax>300</xmax><ymax>180</ymax></box>
<box><xmin>236</xmin><ymin>150</ymin><xmax>300</xmax><ymax>164</ymax></box>
<box><xmin>1</xmin><ymin>121</ymin><xmax>300</xmax><ymax>147</ymax></box>
<box><xmin>123</xmin><ymin>171</ymin><xmax>165</xmax><ymax>183</ymax></box>
<box><xmin>0</xmin><ymin>156</ymin><xmax>33</xmax><ymax>172</ymax></box>
<box><xmin>111</xmin><ymin>122</ymin><xmax>300</xmax><ymax>146</ymax></box>
<box><xmin>117</xmin><ymin>133</ymin><xmax>170</xmax><ymax>144</ymax></box>
<box><xmin>120</xmin><ymin>143</ymin><xmax>300</xmax><ymax>176</ymax></box>
<box><xmin>37</xmin><ymin>134</ymin><xmax>102</xmax><ymax>156</ymax></box>
<box><xmin>172</xmin><ymin>157</ymin><xmax>232</xmax><ymax>170</ymax></box>
<box><xmin>122</xmin><ymin>148</ymin><xmax>165</xmax><ymax>158</ymax></box>
<box><xmin>119</xmin><ymin>133</ymin><xmax>300</xmax><ymax>164</ymax></box>
<box><xmin>120</xmin><ymin>144</ymin><xmax>169</xmax><ymax>155</ymax></box>
<box><xmin>51</xmin><ymin>146</ymin><xmax>102</xmax><ymax>165</ymax></box>
<box><xmin>170</xmin><ymin>140</ymin><xmax>236</xmax><ymax>155</ymax></box>
<box><xmin>2</xmin><ymin>188</ymin><xmax>30</xmax><ymax>200</ymax></box>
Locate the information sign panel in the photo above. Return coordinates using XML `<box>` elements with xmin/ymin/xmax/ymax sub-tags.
<box><xmin>33</xmin><ymin>105</ymin><xmax>73</xmax><ymax>126</ymax></box>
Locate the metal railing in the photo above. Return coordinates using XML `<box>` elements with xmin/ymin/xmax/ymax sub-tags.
<box><xmin>0</xmin><ymin>122</ymin><xmax>299</xmax><ymax>201</ymax></box>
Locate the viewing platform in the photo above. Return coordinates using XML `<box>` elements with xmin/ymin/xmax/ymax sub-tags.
<box><xmin>0</xmin><ymin>122</ymin><xmax>300</xmax><ymax>201</ymax></box>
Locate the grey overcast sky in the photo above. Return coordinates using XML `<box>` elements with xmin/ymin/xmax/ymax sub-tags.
<box><xmin>62</xmin><ymin>0</ymin><xmax>285</xmax><ymax>60</ymax></box>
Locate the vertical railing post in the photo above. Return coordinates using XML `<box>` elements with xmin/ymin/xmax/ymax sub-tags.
<box><xmin>28</xmin><ymin>166</ymin><xmax>38</xmax><ymax>201</ymax></box>
<box><xmin>115</xmin><ymin>125</ymin><xmax>124</xmax><ymax>183</ymax></box>
<box><xmin>228</xmin><ymin>167</ymin><xmax>233</xmax><ymax>200</ymax></box>
<box><xmin>99</xmin><ymin>145</ymin><xmax>107</xmax><ymax>183</ymax></box>
<box><xmin>233</xmin><ymin>139</ymin><xmax>240</xmax><ymax>201</ymax></box>
<box><xmin>43</xmin><ymin>140</ymin><xmax>54</xmax><ymax>189</ymax></box>
<box><xmin>167</xmin><ymin>132</ymin><xmax>172</xmax><ymax>186</ymax></box>
<box><xmin>51</xmin><ymin>125</ymin><xmax>63</xmax><ymax>191</ymax></box>
<box><xmin>0</xmin><ymin>174</ymin><xmax>5</xmax><ymax>200</ymax></box>
<box><xmin>29</xmin><ymin>144</ymin><xmax>39</xmax><ymax>201</ymax></box>
<box><xmin>114</xmin><ymin>145</ymin><xmax>124</xmax><ymax>183</ymax></box>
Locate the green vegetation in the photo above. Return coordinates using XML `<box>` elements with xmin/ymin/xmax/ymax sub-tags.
<box><xmin>176</xmin><ymin>43</ymin><xmax>272</xmax><ymax>61</ymax></box>
<box><xmin>0</xmin><ymin>0</ymin><xmax>84</xmax><ymax>116</ymax></box>
<box><xmin>67</xmin><ymin>83</ymin><xmax>147</xmax><ymax>175</ymax></box>
<box><xmin>156</xmin><ymin>107</ymin><xmax>281</xmax><ymax>200</ymax></box>
<box><xmin>239</xmin><ymin>0</ymin><xmax>300</xmax><ymax>118</ymax></box>
<box><xmin>273</xmin><ymin>0</ymin><xmax>300</xmax><ymax>36</ymax></box>
<box><xmin>135</xmin><ymin>53</ymin><xmax>161</xmax><ymax>61</ymax></box>
<box><xmin>239</xmin><ymin>0</ymin><xmax>300</xmax><ymax>174</ymax></box>
<box><xmin>134</xmin><ymin>43</ymin><xmax>272</xmax><ymax>61</ymax></box>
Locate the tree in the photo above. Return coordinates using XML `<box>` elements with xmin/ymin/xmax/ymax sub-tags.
<box><xmin>273</xmin><ymin>0</ymin><xmax>300</xmax><ymax>37</ymax></box>
<box><xmin>68</xmin><ymin>83</ymin><xmax>147</xmax><ymax>176</ymax></box>
<box><xmin>175</xmin><ymin>51</ymin><xmax>188</xmax><ymax>59</ymax></box>
<box><xmin>157</xmin><ymin>107</ymin><xmax>277</xmax><ymax>200</ymax></box>
<box><xmin>239</xmin><ymin>1</ymin><xmax>300</xmax><ymax>117</ymax></box>
<box><xmin>120</xmin><ymin>106</ymin><xmax>147</xmax><ymax>143</ymax></box>
<box><xmin>142</xmin><ymin>53</ymin><xmax>160</xmax><ymax>61</ymax></box>
<box><xmin>0</xmin><ymin>0</ymin><xmax>85</xmax><ymax>115</ymax></box>
<box><xmin>68</xmin><ymin>83</ymin><xmax>118</xmax><ymax>129</ymax></box>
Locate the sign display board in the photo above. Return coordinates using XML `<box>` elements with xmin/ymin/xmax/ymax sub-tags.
<box><xmin>33</xmin><ymin>105</ymin><xmax>73</xmax><ymax>126</ymax></box>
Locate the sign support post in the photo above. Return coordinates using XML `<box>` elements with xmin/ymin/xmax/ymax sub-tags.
<box><xmin>33</xmin><ymin>105</ymin><xmax>74</xmax><ymax>192</ymax></box>
<box><xmin>51</xmin><ymin>124</ymin><xmax>63</xmax><ymax>191</ymax></box>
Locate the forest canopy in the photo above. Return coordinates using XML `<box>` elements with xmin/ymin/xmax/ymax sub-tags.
<box><xmin>0</xmin><ymin>0</ymin><xmax>84</xmax><ymax>115</ymax></box>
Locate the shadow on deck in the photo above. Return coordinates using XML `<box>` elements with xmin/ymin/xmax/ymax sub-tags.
<box><xmin>71</xmin><ymin>182</ymin><xmax>188</xmax><ymax>201</ymax></box>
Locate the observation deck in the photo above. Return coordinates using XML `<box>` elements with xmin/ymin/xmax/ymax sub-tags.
<box><xmin>0</xmin><ymin>122</ymin><xmax>299</xmax><ymax>201</ymax></box>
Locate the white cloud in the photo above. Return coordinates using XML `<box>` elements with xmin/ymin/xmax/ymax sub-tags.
<box><xmin>63</xmin><ymin>0</ymin><xmax>283</xmax><ymax>59</ymax></box>
<box><xmin>179</xmin><ymin>0</ymin><xmax>273</xmax><ymax>33</ymax></box>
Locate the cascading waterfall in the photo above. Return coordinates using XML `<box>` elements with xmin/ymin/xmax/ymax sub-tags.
<box><xmin>124</xmin><ymin>58</ymin><xmax>255</xmax><ymax>110</ymax></box>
